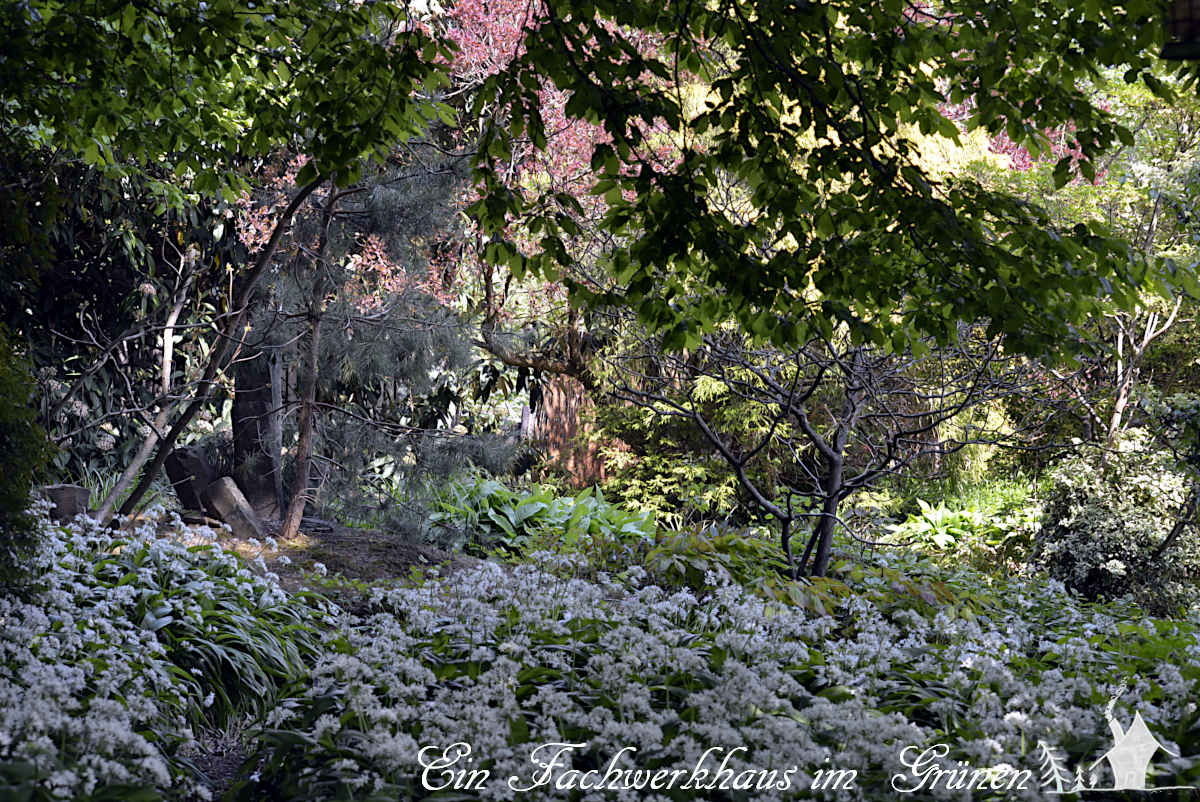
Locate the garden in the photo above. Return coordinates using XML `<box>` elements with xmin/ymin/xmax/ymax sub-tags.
<box><xmin>4</xmin><ymin>1</ymin><xmax>1200</xmax><ymax>800</ymax></box>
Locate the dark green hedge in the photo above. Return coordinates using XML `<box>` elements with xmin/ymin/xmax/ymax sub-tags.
<box><xmin>0</xmin><ymin>327</ymin><xmax>52</xmax><ymax>586</ymax></box>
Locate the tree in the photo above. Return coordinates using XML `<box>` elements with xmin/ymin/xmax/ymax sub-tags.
<box><xmin>225</xmin><ymin>144</ymin><xmax>508</xmax><ymax>538</ymax></box>
<box><xmin>446</xmin><ymin>0</ymin><xmax>615</xmax><ymax>395</ymax></box>
<box><xmin>603</xmin><ymin>324</ymin><xmax>1044</xmax><ymax>576</ymax></box>
<box><xmin>1</xmin><ymin>0</ymin><xmax>460</xmax><ymax>516</ymax></box>
<box><xmin>471</xmin><ymin>0</ymin><xmax>1182</xmax><ymax>358</ymax></box>
<box><xmin>979</xmin><ymin>68</ymin><xmax>1200</xmax><ymax>446</ymax></box>
<box><xmin>1036</xmin><ymin>740</ymin><xmax>1073</xmax><ymax>793</ymax></box>
<box><xmin>0</xmin><ymin>147</ymin><xmax>233</xmax><ymax>500</ymax></box>
<box><xmin>0</xmin><ymin>327</ymin><xmax>52</xmax><ymax>587</ymax></box>
<box><xmin>2</xmin><ymin>0</ymin><xmax>453</xmax><ymax>198</ymax></box>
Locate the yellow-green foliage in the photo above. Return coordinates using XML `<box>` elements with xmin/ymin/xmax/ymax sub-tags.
<box><xmin>937</xmin><ymin>400</ymin><xmax>1014</xmax><ymax>490</ymax></box>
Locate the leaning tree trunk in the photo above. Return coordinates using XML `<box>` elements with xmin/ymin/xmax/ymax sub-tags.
<box><xmin>95</xmin><ymin>268</ymin><xmax>194</xmax><ymax>524</ymax></box>
<box><xmin>277</xmin><ymin>184</ymin><xmax>338</xmax><ymax>541</ymax></box>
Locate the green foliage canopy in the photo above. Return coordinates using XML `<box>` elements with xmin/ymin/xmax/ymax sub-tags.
<box><xmin>1</xmin><ymin>0</ymin><xmax>455</xmax><ymax>196</ymax></box>
<box><xmin>471</xmin><ymin>0</ymin><xmax>1183</xmax><ymax>353</ymax></box>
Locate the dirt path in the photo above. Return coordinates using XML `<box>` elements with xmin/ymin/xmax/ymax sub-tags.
<box><xmin>152</xmin><ymin>516</ymin><xmax>481</xmax><ymax>800</ymax></box>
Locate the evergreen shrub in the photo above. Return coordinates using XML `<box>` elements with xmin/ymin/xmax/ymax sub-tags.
<box><xmin>0</xmin><ymin>327</ymin><xmax>52</xmax><ymax>587</ymax></box>
<box><xmin>1031</xmin><ymin>429</ymin><xmax>1200</xmax><ymax>613</ymax></box>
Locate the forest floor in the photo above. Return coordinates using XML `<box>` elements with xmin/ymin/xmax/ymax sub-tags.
<box><xmin>154</xmin><ymin>514</ymin><xmax>478</xmax><ymax>597</ymax></box>
<box><xmin>143</xmin><ymin>515</ymin><xmax>480</xmax><ymax>800</ymax></box>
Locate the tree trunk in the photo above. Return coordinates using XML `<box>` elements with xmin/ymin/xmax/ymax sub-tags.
<box><xmin>117</xmin><ymin>177</ymin><xmax>325</xmax><ymax>518</ymax></box>
<box><xmin>780</xmin><ymin>517</ymin><xmax>796</xmax><ymax>579</ymax></box>
<box><xmin>279</xmin><ymin>315</ymin><xmax>322</xmax><ymax>540</ymax></box>
<box><xmin>95</xmin><ymin>269</ymin><xmax>192</xmax><ymax>524</ymax></box>
<box><xmin>1106</xmin><ymin>325</ymin><xmax>1133</xmax><ymax>446</ymax></box>
<box><xmin>277</xmin><ymin>183</ymin><xmax>338</xmax><ymax>540</ymax></box>
<box><xmin>810</xmin><ymin>457</ymin><xmax>844</xmax><ymax>577</ymax></box>
<box><xmin>232</xmin><ymin>343</ymin><xmax>283</xmax><ymax>518</ymax></box>
<box><xmin>809</xmin><ymin>349</ymin><xmax>866</xmax><ymax>577</ymax></box>
<box><xmin>269</xmin><ymin>347</ymin><xmax>284</xmax><ymax>511</ymax></box>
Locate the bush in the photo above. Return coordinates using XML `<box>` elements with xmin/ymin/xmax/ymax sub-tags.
<box><xmin>0</xmin><ymin>328</ymin><xmax>53</xmax><ymax>587</ymax></box>
<box><xmin>599</xmin><ymin>446</ymin><xmax>743</xmax><ymax>529</ymax></box>
<box><xmin>1030</xmin><ymin>429</ymin><xmax>1200</xmax><ymax>613</ymax></box>
<box><xmin>645</xmin><ymin>523</ymin><xmax>786</xmax><ymax>591</ymax></box>
<box><xmin>429</xmin><ymin>476</ymin><xmax>655</xmax><ymax>556</ymax></box>
<box><xmin>886</xmin><ymin>496</ymin><xmax>1042</xmax><ymax>574</ymax></box>
<box><xmin>591</xmin><ymin>401</ymin><xmax>772</xmax><ymax>530</ymax></box>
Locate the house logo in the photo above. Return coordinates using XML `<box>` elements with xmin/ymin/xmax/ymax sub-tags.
<box><xmin>1041</xmin><ymin>681</ymin><xmax>1194</xmax><ymax>794</ymax></box>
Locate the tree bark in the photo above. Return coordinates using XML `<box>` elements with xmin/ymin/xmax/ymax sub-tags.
<box><xmin>809</xmin><ymin>349</ymin><xmax>865</xmax><ymax>577</ymax></box>
<box><xmin>279</xmin><ymin>315</ymin><xmax>322</xmax><ymax>540</ymax></box>
<box><xmin>810</xmin><ymin>457</ymin><xmax>844</xmax><ymax>578</ymax></box>
<box><xmin>277</xmin><ymin>184</ymin><xmax>338</xmax><ymax>540</ymax></box>
<box><xmin>232</xmin><ymin>343</ymin><xmax>283</xmax><ymax>517</ymax></box>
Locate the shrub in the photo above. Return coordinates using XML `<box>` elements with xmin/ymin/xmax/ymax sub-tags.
<box><xmin>429</xmin><ymin>476</ymin><xmax>655</xmax><ymax>556</ymax></box>
<box><xmin>645</xmin><ymin>523</ymin><xmax>786</xmax><ymax>591</ymax></box>
<box><xmin>1030</xmin><ymin>429</ymin><xmax>1200</xmax><ymax>613</ymax></box>
<box><xmin>599</xmin><ymin>447</ymin><xmax>743</xmax><ymax>529</ymax></box>
<box><xmin>887</xmin><ymin>497</ymin><xmax>1042</xmax><ymax>574</ymax></box>
<box><xmin>591</xmin><ymin>400</ymin><xmax>772</xmax><ymax>530</ymax></box>
<box><xmin>0</xmin><ymin>327</ymin><xmax>53</xmax><ymax>587</ymax></box>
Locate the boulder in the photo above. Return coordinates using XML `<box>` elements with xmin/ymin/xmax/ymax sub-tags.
<box><xmin>201</xmin><ymin>477</ymin><xmax>265</xmax><ymax>541</ymax></box>
<box><xmin>165</xmin><ymin>446</ymin><xmax>215</xmax><ymax>512</ymax></box>
<box><xmin>38</xmin><ymin>484</ymin><xmax>90</xmax><ymax>522</ymax></box>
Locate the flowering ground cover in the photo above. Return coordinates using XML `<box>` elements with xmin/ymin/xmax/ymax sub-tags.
<box><xmin>0</xmin><ymin>504</ymin><xmax>333</xmax><ymax>801</ymax></box>
<box><xmin>3</xmin><ymin>507</ymin><xmax>1200</xmax><ymax>801</ymax></box>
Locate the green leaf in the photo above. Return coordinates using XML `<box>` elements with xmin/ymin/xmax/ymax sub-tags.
<box><xmin>1052</xmin><ymin>157</ymin><xmax>1072</xmax><ymax>189</ymax></box>
<box><xmin>814</xmin><ymin>209</ymin><xmax>835</xmax><ymax>238</ymax></box>
<box><xmin>120</xmin><ymin>4</ymin><xmax>136</xmax><ymax>33</ymax></box>
<box><xmin>295</xmin><ymin>163</ymin><xmax>318</xmax><ymax>186</ymax></box>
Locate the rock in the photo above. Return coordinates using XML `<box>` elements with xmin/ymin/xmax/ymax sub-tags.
<box><xmin>165</xmin><ymin>446</ymin><xmax>215</xmax><ymax>512</ymax></box>
<box><xmin>38</xmin><ymin>484</ymin><xmax>90</xmax><ymax>522</ymax></box>
<box><xmin>201</xmin><ymin>477</ymin><xmax>265</xmax><ymax>541</ymax></box>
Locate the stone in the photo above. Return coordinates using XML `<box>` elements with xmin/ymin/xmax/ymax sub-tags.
<box><xmin>38</xmin><ymin>484</ymin><xmax>90</xmax><ymax>522</ymax></box>
<box><xmin>165</xmin><ymin>446</ymin><xmax>215</xmax><ymax>512</ymax></box>
<box><xmin>201</xmin><ymin>477</ymin><xmax>265</xmax><ymax>541</ymax></box>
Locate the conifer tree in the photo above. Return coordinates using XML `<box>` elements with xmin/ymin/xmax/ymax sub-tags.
<box><xmin>236</xmin><ymin>145</ymin><xmax>511</xmax><ymax>537</ymax></box>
